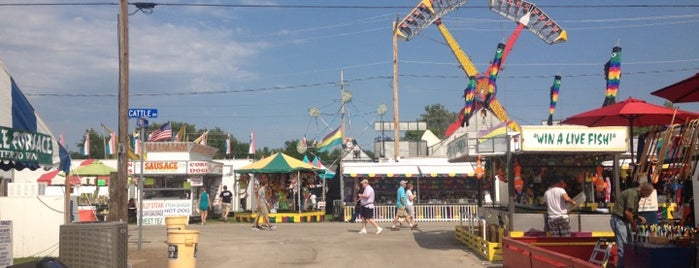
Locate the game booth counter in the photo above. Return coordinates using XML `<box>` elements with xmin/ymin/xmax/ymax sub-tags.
<box><xmin>451</xmin><ymin>124</ymin><xmax>699</xmax><ymax>266</ymax></box>
<box><xmin>233</xmin><ymin>153</ymin><xmax>327</xmax><ymax>224</ymax></box>
<box><xmin>449</xmin><ymin>125</ymin><xmax>633</xmax><ymax>263</ymax></box>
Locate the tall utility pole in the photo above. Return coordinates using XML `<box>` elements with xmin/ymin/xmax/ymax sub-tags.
<box><xmin>392</xmin><ymin>20</ymin><xmax>400</xmax><ymax>162</ymax></box>
<box><xmin>116</xmin><ymin>0</ymin><xmax>129</xmax><ymax>223</ymax></box>
<box><xmin>339</xmin><ymin>70</ymin><xmax>345</xmax><ymax>211</ymax></box>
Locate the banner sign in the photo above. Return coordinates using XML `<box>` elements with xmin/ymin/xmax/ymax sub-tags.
<box><xmin>0</xmin><ymin>126</ymin><xmax>53</xmax><ymax>165</ymax></box>
<box><xmin>0</xmin><ymin>220</ymin><xmax>12</xmax><ymax>267</ymax></box>
<box><xmin>521</xmin><ymin>125</ymin><xmax>628</xmax><ymax>152</ymax></box>
<box><xmin>139</xmin><ymin>200</ymin><xmax>191</xmax><ymax>225</ymax></box>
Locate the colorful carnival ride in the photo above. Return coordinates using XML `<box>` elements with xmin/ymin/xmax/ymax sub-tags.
<box><xmin>394</xmin><ymin>0</ymin><xmax>567</xmax><ymax>133</ymax></box>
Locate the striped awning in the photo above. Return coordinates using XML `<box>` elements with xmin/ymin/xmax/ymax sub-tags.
<box><xmin>343</xmin><ymin>164</ymin><xmax>419</xmax><ymax>178</ymax></box>
<box><xmin>343</xmin><ymin>161</ymin><xmax>476</xmax><ymax>178</ymax></box>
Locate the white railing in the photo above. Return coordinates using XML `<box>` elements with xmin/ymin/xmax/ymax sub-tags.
<box><xmin>342</xmin><ymin>203</ymin><xmax>479</xmax><ymax>223</ymax></box>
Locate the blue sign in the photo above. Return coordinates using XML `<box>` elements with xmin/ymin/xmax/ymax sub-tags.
<box><xmin>128</xmin><ymin>108</ymin><xmax>158</xmax><ymax>118</ymax></box>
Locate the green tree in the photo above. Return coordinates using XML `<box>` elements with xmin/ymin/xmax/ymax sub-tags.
<box><xmin>74</xmin><ymin>128</ymin><xmax>107</xmax><ymax>159</ymax></box>
<box><xmin>404</xmin><ymin>104</ymin><xmax>458</xmax><ymax>140</ymax></box>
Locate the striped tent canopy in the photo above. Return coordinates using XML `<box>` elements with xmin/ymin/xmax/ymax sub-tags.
<box><xmin>235</xmin><ymin>152</ymin><xmax>321</xmax><ymax>174</ymax></box>
<box><xmin>0</xmin><ymin>59</ymin><xmax>69</xmax><ymax>171</ymax></box>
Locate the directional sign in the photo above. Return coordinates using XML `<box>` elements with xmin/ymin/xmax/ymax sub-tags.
<box><xmin>128</xmin><ymin>108</ymin><xmax>158</xmax><ymax>118</ymax></box>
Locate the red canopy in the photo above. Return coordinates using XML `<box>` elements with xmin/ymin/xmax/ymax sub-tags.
<box><xmin>561</xmin><ymin>97</ymin><xmax>698</xmax><ymax>127</ymax></box>
<box><xmin>561</xmin><ymin>97</ymin><xmax>698</xmax><ymax>162</ymax></box>
<box><xmin>650</xmin><ymin>73</ymin><xmax>699</xmax><ymax>103</ymax></box>
<box><xmin>36</xmin><ymin>159</ymin><xmax>96</xmax><ymax>185</ymax></box>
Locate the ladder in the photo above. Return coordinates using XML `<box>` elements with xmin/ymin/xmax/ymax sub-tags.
<box><xmin>589</xmin><ymin>238</ymin><xmax>612</xmax><ymax>267</ymax></box>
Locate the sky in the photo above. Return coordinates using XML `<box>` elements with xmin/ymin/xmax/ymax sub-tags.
<box><xmin>1</xmin><ymin>0</ymin><xmax>699</xmax><ymax>154</ymax></box>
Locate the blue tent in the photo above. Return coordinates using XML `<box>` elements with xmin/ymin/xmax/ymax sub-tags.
<box><xmin>0</xmin><ymin>59</ymin><xmax>70</xmax><ymax>172</ymax></box>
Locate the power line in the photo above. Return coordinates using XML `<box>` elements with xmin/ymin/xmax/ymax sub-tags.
<box><xmin>1</xmin><ymin>2</ymin><xmax>698</xmax><ymax>9</ymax></box>
<box><xmin>24</xmin><ymin>67</ymin><xmax>699</xmax><ymax>97</ymax></box>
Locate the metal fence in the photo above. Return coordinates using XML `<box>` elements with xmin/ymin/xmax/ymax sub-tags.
<box><xmin>336</xmin><ymin>201</ymin><xmax>479</xmax><ymax>223</ymax></box>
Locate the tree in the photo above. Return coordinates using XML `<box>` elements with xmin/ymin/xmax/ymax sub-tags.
<box><xmin>404</xmin><ymin>104</ymin><xmax>458</xmax><ymax>140</ymax></box>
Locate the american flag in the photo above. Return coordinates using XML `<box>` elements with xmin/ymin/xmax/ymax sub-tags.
<box><xmin>148</xmin><ymin>122</ymin><xmax>172</xmax><ymax>142</ymax></box>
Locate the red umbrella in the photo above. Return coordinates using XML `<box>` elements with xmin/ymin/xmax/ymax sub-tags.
<box><xmin>650</xmin><ymin>73</ymin><xmax>699</xmax><ymax>103</ymax></box>
<box><xmin>561</xmin><ymin>97</ymin><xmax>698</xmax><ymax>162</ymax></box>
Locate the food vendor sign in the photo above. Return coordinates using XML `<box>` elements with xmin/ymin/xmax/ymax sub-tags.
<box><xmin>521</xmin><ymin>125</ymin><xmax>628</xmax><ymax>152</ymax></box>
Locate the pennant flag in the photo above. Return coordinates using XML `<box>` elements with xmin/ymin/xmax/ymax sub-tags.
<box><xmin>59</xmin><ymin>132</ymin><xmax>65</xmax><ymax>146</ymax></box>
<box><xmin>82</xmin><ymin>130</ymin><xmax>90</xmax><ymax>156</ymax></box>
<box><xmin>132</xmin><ymin>130</ymin><xmax>141</xmax><ymax>155</ymax></box>
<box><xmin>603</xmin><ymin>46</ymin><xmax>622</xmax><ymax>107</ymax></box>
<box><xmin>174</xmin><ymin>126</ymin><xmax>185</xmax><ymax>142</ymax></box>
<box><xmin>225</xmin><ymin>135</ymin><xmax>231</xmax><ymax>155</ymax></box>
<box><xmin>547</xmin><ymin>75</ymin><xmax>562</xmax><ymax>126</ymax></box>
<box><xmin>248</xmin><ymin>132</ymin><xmax>256</xmax><ymax>155</ymax></box>
<box><xmin>193</xmin><ymin>130</ymin><xmax>209</xmax><ymax>145</ymax></box>
<box><xmin>148</xmin><ymin>122</ymin><xmax>172</xmax><ymax>142</ymax></box>
<box><xmin>318</xmin><ymin>126</ymin><xmax>342</xmax><ymax>152</ymax></box>
<box><xmin>106</xmin><ymin>131</ymin><xmax>116</xmax><ymax>155</ymax></box>
<box><xmin>477</xmin><ymin>121</ymin><xmax>508</xmax><ymax>143</ymax></box>
<box><xmin>462</xmin><ymin>76</ymin><xmax>477</xmax><ymax>127</ymax></box>
<box><xmin>484</xmin><ymin>43</ymin><xmax>505</xmax><ymax>106</ymax></box>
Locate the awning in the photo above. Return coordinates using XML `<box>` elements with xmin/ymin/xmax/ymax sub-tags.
<box><xmin>418</xmin><ymin>163</ymin><xmax>475</xmax><ymax>178</ymax></box>
<box><xmin>343</xmin><ymin>164</ymin><xmax>420</xmax><ymax>178</ymax></box>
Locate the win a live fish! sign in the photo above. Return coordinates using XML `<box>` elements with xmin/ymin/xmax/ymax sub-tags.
<box><xmin>0</xmin><ymin>126</ymin><xmax>53</xmax><ymax>165</ymax></box>
<box><xmin>521</xmin><ymin>126</ymin><xmax>628</xmax><ymax>152</ymax></box>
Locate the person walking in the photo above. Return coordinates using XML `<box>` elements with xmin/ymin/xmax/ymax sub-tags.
<box><xmin>610</xmin><ymin>182</ymin><xmax>653</xmax><ymax>268</ymax></box>
<box><xmin>219</xmin><ymin>185</ymin><xmax>233</xmax><ymax>222</ymax></box>
<box><xmin>199</xmin><ymin>187</ymin><xmax>211</xmax><ymax>225</ymax></box>
<box><xmin>253</xmin><ymin>181</ymin><xmax>275</xmax><ymax>230</ymax></box>
<box><xmin>405</xmin><ymin>183</ymin><xmax>418</xmax><ymax>229</ymax></box>
<box><xmin>348</xmin><ymin>186</ymin><xmax>364</xmax><ymax>223</ymax></box>
<box><xmin>391</xmin><ymin>180</ymin><xmax>408</xmax><ymax>230</ymax></box>
<box><xmin>358</xmin><ymin>179</ymin><xmax>383</xmax><ymax>235</ymax></box>
<box><xmin>544</xmin><ymin>178</ymin><xmax>576</xmax><ymax>237</ymax></box>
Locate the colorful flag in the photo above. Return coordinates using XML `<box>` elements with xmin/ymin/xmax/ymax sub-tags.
<box><xmin>194</xmin><ymin>130</ymin><xmax>209</xmax><ymax>145</ymax></box>
<box><xmin>148</xmin><ymin>122</ymin><xmax>172</xmax><ymax>142</ymax></box>
<box><xmin>484</xmin><ymin>43</ymin><xmax>505</xmax><ymax>106</ymax></box>
<box><xmin>225</xmin><ymin>135</ymin><xmax>231</xmax><ymax>155</ymax></box>
<box><xmin>477</xmin><ymin>121</ymin><xmax>508</xmax><ymax>143</ymax></box>
<box><xmin>106</xmin><ymin>131</ymin><xmax>116</xmax><ymax>155</ymax></box>
<box><xmin>248</xmin><ymin>132</ymin><xmax>256</xmax><ymax>155</ymax></box>
<box><xmin>175</xmin><ymin>126</ymin><xmax>186</xmax><ymax>142</ymax></box>
<box><xmin>462</xmin><ymin>76</ymin><xmax>477</xmax><ymax>127</ymax></box>
<box><xmin>603</xmin><ymin>46</ymin><xmax>622</xmax><ymax>107</ymax></box>
<box><xmin>318</xmin><ymin>127</ymin><xmax>342</xmax><ymax>152</ymax></box>
<box><xmin>82</xmin><ymin>130</ymin><xmax>90</xmax><ymax>156</ymax></box>
<box><xmin>547</xmin><ymin>75</ymin><xmax>562</xmax><ymax>126</ymax></box>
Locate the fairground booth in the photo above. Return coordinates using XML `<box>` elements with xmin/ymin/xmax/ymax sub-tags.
<box><xmin>129</xmin><ymin>142</ymin><xmax>224</xmax><ymax>225</ymax></box>
<box><xmin>233</xmin><ymin>152</ymin><xmax>326</xmax><ymax>223</ymax></box>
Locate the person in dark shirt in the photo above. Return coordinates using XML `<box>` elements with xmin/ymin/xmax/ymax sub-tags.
<box><xmin>610</xmin><ymin>182</ymin><xmax>653</xmax><ymax>268</ymax></box>
<box><xmin>219</xmin><ymin>185</ymin><xmax>233</xmax><ymax>222</ymax></box>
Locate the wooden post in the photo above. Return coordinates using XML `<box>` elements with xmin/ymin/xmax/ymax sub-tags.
<box><xmin>116</xmin><ymin>0</ymin><xmax>129</xmax><ymax>223</ymax></box>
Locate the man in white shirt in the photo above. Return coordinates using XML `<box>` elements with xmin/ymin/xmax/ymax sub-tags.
<box><xmin>544</xmin><ymin>178</ymin><xmax>576</xmax><ymax>237</ymax></box>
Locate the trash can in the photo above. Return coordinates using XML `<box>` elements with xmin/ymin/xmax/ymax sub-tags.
<box><xmin>167</xmin><ymin>229</ymin><xmax>199</xmax><ymax>268</ymax></box>
<box><xmin>165</xmin><ymin>216</ymin><xmax>188</xmax><ymax>231</ymax></box>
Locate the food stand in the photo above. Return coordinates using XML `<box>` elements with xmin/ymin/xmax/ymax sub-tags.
<box><xmin>129</xmin><ymin>142</ymin><xmax>223</xmax><ymax>225</ymax></box>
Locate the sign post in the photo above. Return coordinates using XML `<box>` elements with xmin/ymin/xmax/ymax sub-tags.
<box><xmin>136</xmin><ymin>117</ymin><xmax>148</xmax><ymax>250</ymax></box>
